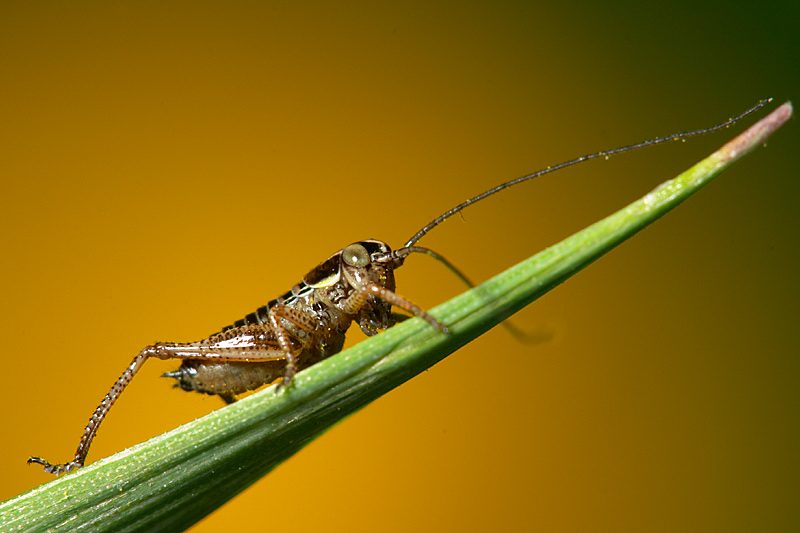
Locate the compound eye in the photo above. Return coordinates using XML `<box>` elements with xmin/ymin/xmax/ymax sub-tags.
<box><xmin>342</xmin><ymin>244</ymin><xmax>370</xmax><ymax>267</ymax></box>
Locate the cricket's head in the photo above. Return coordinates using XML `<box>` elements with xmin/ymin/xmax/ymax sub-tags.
<box><xmin>303</xmin><ymin>240</ymin><xmax>453</xmax><ymax>336</ymax></box>
<box><xmin>302</xmin><ymin>239</ymin><xmax>399</xmax><ymax>292</ymax></box>
<box><xmin>338</xmin><ymin>239</ymin><xmax>399</xmax><ymax>292</ymax></box>
<box><xmin>301</xmin><ymin>240</ymin><xmax>399</xmax><ymax>334</ymax></box>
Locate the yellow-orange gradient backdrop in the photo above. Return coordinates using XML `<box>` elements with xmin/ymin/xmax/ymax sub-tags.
<box><xmin>2</xmin><ymin>3</ymin><xmax>798</xmax><ymax>531</ymax></box>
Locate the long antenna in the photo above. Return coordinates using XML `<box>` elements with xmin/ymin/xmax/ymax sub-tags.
<box><xmin>404</xmin><ymin>99</ymin><xmax>773</xmax><ymax>248</ymax></box>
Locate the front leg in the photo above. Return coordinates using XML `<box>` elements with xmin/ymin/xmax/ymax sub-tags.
<box><xmin>342</xmin><ymin>283</ymin><xmax>450</xmax><ymax>334</ymax></box>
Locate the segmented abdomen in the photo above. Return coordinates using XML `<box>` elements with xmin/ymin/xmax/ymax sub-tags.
<box><xmin>167</xmin><ymin>360</ymin><xmax>287</xmax><ymax>397</ymax></box>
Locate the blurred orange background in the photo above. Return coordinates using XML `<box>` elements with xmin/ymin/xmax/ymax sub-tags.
<box><xmin>1</xmin><ymin>2</ymin><xmax>798</xmax><ymax>531</ymax></box>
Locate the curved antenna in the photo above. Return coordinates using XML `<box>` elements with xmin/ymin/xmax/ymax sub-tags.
<box><xmin>404</xmin><ymin>99</ymin><xmax>773</xmax><ymax>248</ymax></box>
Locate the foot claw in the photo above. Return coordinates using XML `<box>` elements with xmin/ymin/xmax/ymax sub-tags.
<box><xmin>28</xmin><ymin>456</ymin><xmax>81</xmax><ymax>476</ymax></box>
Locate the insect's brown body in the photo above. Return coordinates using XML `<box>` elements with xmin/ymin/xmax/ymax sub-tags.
<box><xmin>29</xmin><ymin>239</ymin><xmax>445</xmax><ymax>474</ymax></box>
<box><xmin>166</xmin><ymin>239</ymin><xmax>402</xmax><ymax>401</ymax></box>
<box><xmin>28</xmin><ymin>100</ymin><xmax>770</xmax><ymax>476</ymax></box>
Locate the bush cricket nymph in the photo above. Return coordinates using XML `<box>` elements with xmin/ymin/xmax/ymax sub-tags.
<box><xmin>28</xmin><ymin>99</ymin><xmax>771</xmax><ymax>476</ymax></box>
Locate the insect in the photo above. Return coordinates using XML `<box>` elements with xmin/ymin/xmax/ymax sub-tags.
<box><xmin>28</xmin><ymin>100</ymin><xmax>770</xmax><ymax>476</ymax></box>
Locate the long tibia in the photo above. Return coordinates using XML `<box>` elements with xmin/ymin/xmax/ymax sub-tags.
<box><xmin>28</xmin><ymin>346</ymin><xmax>157</xmax><ymax>475</ymax></box>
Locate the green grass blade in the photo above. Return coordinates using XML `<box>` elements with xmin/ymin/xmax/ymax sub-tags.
<box><xmin>1</xmin><ymin>101</ymin><xmax>792</xmax><ymax>533</ymax></box>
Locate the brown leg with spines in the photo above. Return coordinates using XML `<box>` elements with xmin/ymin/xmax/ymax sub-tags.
<box><xmin>27</xmin><ymin>320</ymin><xmax>313</xmax><ymax>475</ymax></box>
